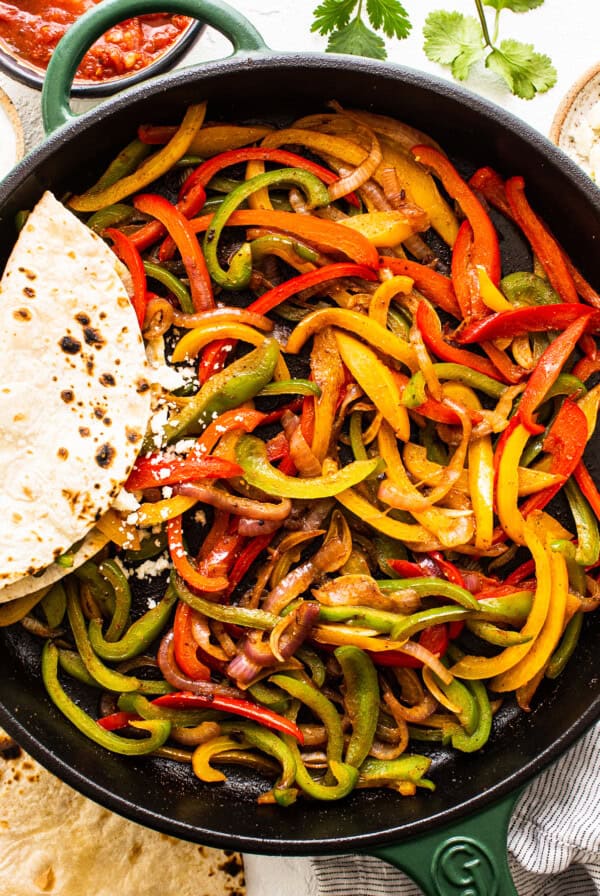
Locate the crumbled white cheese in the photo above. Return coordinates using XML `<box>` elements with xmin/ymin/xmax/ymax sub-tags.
<box><xmin>134</xmin><ymin>554</ymin><xmax>171</xmax><ymax>580</ymax></box>
<box><xmin>112</xmin><ymin>488</ymin><xmax>141</xmax><ymax>513</ymax></box>
<box><xmin>162</xmin><ymin>486</ymin><xmax>173</xmax><ymax>499</ymax></box>
<box><xmin>149</xmin><ymin>363</ymin><xmax>187</xmax><ymax>392</ymax></box>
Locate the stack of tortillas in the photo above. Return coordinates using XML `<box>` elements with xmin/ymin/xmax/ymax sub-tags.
<box><xmin>0</xmin><ymin>728</ymin><xmax>246</xmax><ymax>896</ymax></box>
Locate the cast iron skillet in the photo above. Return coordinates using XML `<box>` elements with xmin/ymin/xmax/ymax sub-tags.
<box><xmin>1</xmin><ymin>1</ymin><xmax>600</xmax><ymax>892</ymax></box>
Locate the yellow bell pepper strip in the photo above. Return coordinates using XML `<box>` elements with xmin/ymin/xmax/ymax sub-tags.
<box><xmin>496</xmin><ymin>422</ymin><xmax>531</xmax><ymax>546</ymax></box>
<box><xmin>376</xmin><ymin>421</ymin><xmax>474</xmax><ymax>549</ymax></box>
<box><xmin>286</xmin><ymin>307</ymin><xmax>417</xmax><ymax>371</ymax></box>
<box><xmin>516</xmin><ymin>313</ymin><xmax>593</xmax><ymax>435</ymax></box>
<box><xmin>413</xmin><ymin>145</ymin><xmax>502</xmax><ymax>287</ymax></box>
<box><xmin>204</xmin><ymin>168</ymin><xmax>330</xmax><ymax>290</ymax></box>
<box><xmin>335</xmin><ymin>646</ymin><xmax>379</xmax><ymax>768</ymax></box>
<box><xmin>42</xmin><ymin>641</ymin><xmax>171</xmax><ymax>756</ymax></box>
<box><xmin>380</xmin><ymin>256</ymin><xmax>461</xmax><ymax>319</ymax></box>
<box><xmin>576</xmin><ymin>382</ymin><xmax>600</xmax><ymax>436</ymax></box>
<box><xmin>88</xmin><ymin>584</ymin><xmax>177</xmax><ymax>663</ymax></box>
<box><xmin>450</xmin><ymin>525</ymin><xmax>552</xmax><ymax>680</ymax></box>
<box><xmin>134</xmin><ymin>192</ymin><xmax>213</xmax><ymax>312</ymax></box>
<box><xmin>369</xmin><ymin>275</ymin><xmax>414</xmax><ymax>326</ymax></box>
<box><xmin>235</xmin><ymin>434</ymin><xmax>380</xmax><ymax>499</ymax></box>
<box><xmin>330</xmin><ymin>478</ymin><xmax>437</xmax><ymax>545</ymax></box>
<box><xmin>159</xmin><ymin>337</ymin><xmax>280</xmax><ymax>447</ymax></box>
<box><xmin>172</xmin><ymin>320</ymin><xmax>276</xmax><ymax>362</ymax></box>
<box><xmin>309</xmin><ymin>327</ymin><xmax>345</xmax><ymax>464</ymax></box>
<box><xmin>95</xmin><ymin>509</ymin><xmax>141</xmax><ymax>551</ymax></box>
<box><xmin>69</xmin><ymin>103</ymin><xmax>207</xmax><ymax>212</ymax></box>
<box><xmin>477</xmin><ymin>266</ymin><xmax>514</xmax><ymax>312</ymax></box>
<box><xmin>135</xmin><ymin>495</ymin><xmax>197</xmax><ymax>527</ymax></box>
<box><xmin>334</xmin><ymin>330</ymin><xmax>410</xmax><ymax>440</ymax></box>
<box><xmin>138</xmin><ymin>123</ymin><xmax>273</xmax><ymax>154</ymax></box>
<box><xmin>192</xmin><ymin>736</ymin><xmax>242</xmax><ymax>782</ymax></box>
<box><xmin>339</xmin><ymin>210</ymin><xmax>428</xmax><ymax>247</ymax></box>
<box><xmin>0</xmin><ymin>586</ymin><xmax>51</xmax><ymax>627</ymax></box>
<box><xmin>84</xmin><ymin>138</ymin><xmax>153</xmax><ymax>195</ymax></box>
<box><xmin>491</xmin><ymin>546</ymin><xmax>568</xmax><ymax>692</ymax></box>
<box><xmin>463</xmin><ymin>385</ymin><xmax>494</xmax><ymax>552</ymax></box>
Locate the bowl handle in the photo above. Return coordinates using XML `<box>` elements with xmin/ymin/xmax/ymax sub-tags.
<box><xmin>369</xmin><ymin>788</ymin><xmax>524</xmax><ymax>896</ymax></box>
<box><xmin>42</xmin><ymin>0</ymin><xmax>268</xmax><ymax>134</ymax></box>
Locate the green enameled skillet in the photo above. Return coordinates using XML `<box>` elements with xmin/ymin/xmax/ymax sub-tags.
<box><xmin>1</xmin><ymin>2</ymin><xmax>599</xmax><ymax>893</ymax></box>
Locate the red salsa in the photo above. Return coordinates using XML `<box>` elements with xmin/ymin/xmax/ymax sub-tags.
<box><xmin>0</xmin><ymin>1</ymin><xmax>191</xmax><ymax>82</ymax></box>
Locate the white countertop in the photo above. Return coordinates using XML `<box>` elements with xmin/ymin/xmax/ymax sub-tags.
<box><xmin>1</xmin><ymin>1</ymin><xmax>598</xmax><ymax>893</ymax></box>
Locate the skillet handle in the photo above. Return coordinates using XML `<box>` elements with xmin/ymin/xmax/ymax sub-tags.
<box><xmin>370</xmin><ymin>788</ymin><xmax>523</xmax><ymax>896</ymax></box>
<box><xmin>42</xmin><ymin>0</ymin><xmax>268</xmax><ymax>134</ymax></box>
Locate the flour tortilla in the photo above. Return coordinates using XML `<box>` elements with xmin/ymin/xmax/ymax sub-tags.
<box><xmin>0</xmin><ymin>192</ymin><xmax>151</xmax><ymax>596</ymax></box>
<box><xmin>0</xmin><ymin>729</ymin><xmax>246</xmax><ymax>896</ymax></box>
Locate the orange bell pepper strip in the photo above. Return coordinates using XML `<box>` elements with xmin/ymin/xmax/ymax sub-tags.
<box><xmin>412</xmin><ymin>145</ymin><xmax>501</xmax><ymax>286</ymax></box>
<box><xmin>416</xmin><ymin>301</ymin><xmax>505</xmax><ymax>381</ymax></box>
<box><xmin>166</xmin><ymin>515</ymin><xmax>228</xmax><ymax>593</ymax></box>
<box><xmin>128</xmin><ymin>182</ymin><xmax>207</xmax><ymax>253</ymax></box>
<box><xmin>505</xmin><ymin>176</ymin><xmax>579</xmax><ymax>304</ymax></box>
<box><xmin>517</xmin><ymin>313</ymin><xmax>592</xmax><ymax>434</ymax></box>
<box><xmin>574</xmin><ymin>461</ymin><xmax>600</xmax><ymax>521</ymax></box>
<box><xmin>249</xmin><ymin>262</ymin><xmax>378</xmax><ymax>316</ymax></box>
<box><xmin>450</xmin><ymin>524</ymin><xmax>552</xmax><ymax>680</ymax></box>
<box><xmin>379</xmin><ymin>256</ymin><xmax>460</xmax><ymax>318</ymax></box>
<box><xmin>490</xmin><ymin>547</ymin><xmax>568</xmax><ymax>692</ymax></box>
<box><xmin>451</xmin><ymin>220</ymin><xmax>487</xmax><ymax>320</ymax></box>
<box><xmin>173</xmin><ymin>602</ymin><xmax>211</xmax><ymax>680</ymax></box>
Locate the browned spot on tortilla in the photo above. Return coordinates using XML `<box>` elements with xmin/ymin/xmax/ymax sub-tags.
<box><xmin>93</xmin><ymin>406</ymin><xmax>106</xmax><ymax>419</ymax></box>
<box><xmin>60</xmin><ymin>389</ymin><xmax>74</xmax><ymax>403</ymax></box>
<box><xmin>129</xmin><ymin>841</ymin><xmax>143</xmax><ymax>862</ymax></box>
<box><xmin>75</xmin><ymin>313</ymin><xmax>90</xmax><ymax>326</ymax></box>
<box><xmin>118</xmin><ymin>296</ymin><xmax>130</xmax><ymax>308</ymax></box>
<box><xmin>126</xmin><ymin>428</ymin><xmax>142</xmax><ymax>444</ymax></box>
<box><xmin>18</xmin><ymin>266</ymin><xmax>36</xmax><ymax>281</ymax></box>
<box><xmin>62</xmin><ymin>489</ymin><xmax>80</xmax><ymax>510</ymax></box>
<box><xmin>84</xmin><ymin>326</ymin><xmax>105</xmax><ymax>347</ymax></box>
<box><xmin>22</xmin><ymin>486</ymin><xmax>33</xmax><ymax>499</ymax></box>
<box><xmin>59</xmin><ymin>335</ymin><xmax>81</xmax><ymax>355</ymax></box>
<box><xmin>13</xmin><ymin>413</ymin><xmax>25</xmax><ymax>422</ymax></box>
<box><xmin>99</xmin><ymin>311</ymin><xmax>107</xmax><ymax>320</ymax></box>
<box><xmin>13</xmin><ymin>307</ymin><xmax>31</xmax><ymax>321</ymax></box>
<box><xmin>100</xmin><ymin>372</ymin><xmax>116</xmax><ymax>387</ymax></box>
<box><xmin>136</xmin><ymin>379</ymin><xmax>150</xmax><ymax>394</ymax></box>
<box><xmin>86</xmin><ymin>358</ymin><xmax>95</xmax><ymax>374</ymax></box>
<box><xmin>23</xmin><ymin>285</ymin><xmax>35</xmax><ymax>298</ymax></box>
<box><xmin>34</xmin><ymin>866</ymin><xmax>55</xmax><ymax>892</ymax></box>
<box><xmin>104</xmin><ymin>417</ymin><xmax>112</xmax><ymax>426</ymax></box>
<box><xmin>57</xmin><ymin>447</ymin><xmax>68</xmax><ymax>460</ymax></box>
<box><xmin>95</xmin><ymin>443</ymin><xmax>115</xmax><ymax>468</ymax></box>
<box><xmin>79</xmin><ymin>426</ymin><xmax>90</xmax><ymax>437</ymax></box>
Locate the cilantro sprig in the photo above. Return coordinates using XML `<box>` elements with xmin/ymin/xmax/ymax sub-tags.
<box><xmin>424</xmin><ymin>0</ymin><xmax>556</xmax><ymax>99</ymax></box>
<box><xmin>311</xmin><ymin>0</ymin><xmax>412</xmax><ymax>61</ymax></box>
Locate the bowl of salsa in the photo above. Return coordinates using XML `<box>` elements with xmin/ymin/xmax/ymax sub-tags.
<box><xmin>0</xmin><ymin>0</ymin><xmax>204</xmax><ymax>97</ymax></box>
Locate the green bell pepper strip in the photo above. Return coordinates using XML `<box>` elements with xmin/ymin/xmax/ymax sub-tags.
<box><xmin>98</xmin><ymin>559</ymin><xmax>132</xmax><ymax>642</ymax></box>
<box><xmin>403</xmin><ymin>363</ymin><xmax>506</xmax><ymax>408</ymax></box>
<box><xmin>450</xmin><ymin>678</ymin><xmax>493</xmax><ymax>752</ymax></box>
<box><xmin>88</xmin><ymin>584</ymin><xmax>177</xmax><ymax>662</ymax></box>
<box><xmin>247</xmin><ymin>681</ymin><xmax>291</xmax><ymax>715</ymax></box>
<box><xmin>118</xmin><ymin>693</ymin><xmax>218</xmax><ymax>726</ymax></box>
<box><xmin>335</xmin><ymin>646</ymin><xmax>379</xmax><ymax>768</ymax></box>
<box><xmin>296</xmin><ymin>646</ymin><xmax>327</xmax><ymax>688</ymax></box>
<box><xmin>42</xmin><ymin>641</ymin><xmax>171</xmax><ymax>756</ymax></box>
<box><xmin>500</xmin><ymin>271</ymin><xmax>561</xmax><ymax>306</ymax></box>
<box><xmin>564</xmin><ymin>479</ymin><xmax>600</xmax><ymax>567</ymax></box>
<box><xmin>250</xmin><ymin>233</ymin><xmax>320</xmax><ymax>265</ymax></box>
<box><xmin>423</xmin><ymin>420</ymin><xmax>448</xmax><ymax>465</ymax></box>
<box><xmin>465</xmin><ymin>618</ymin><xmax>533</xmax><ymax>647</ymax></box>
<box><xmin>74</xmin><ymin>561</ymin><xmax>115</xmax><ymax>617</ymax></box>
<box><xmin>124</xmin><ymin>530</ymin><xmax>168</xmax><ymax>564</ymax></box>
<box><xmin>87</xmin><ymin>203</ymin><xmax>136</xmax><ymax>234</ymax></box>
<box><xmin>143</xmin><ymin>260</ymin><xmax>194</xmax><ymax>314</ymax></box>
<box><xmin>270</xmin><ymin>674</ymin><xmax>345</xmax><ymax>764</ymax></box>
<box><xmin>349</xmin><ymin>411</ymin><xmax>369</xmax><ymax>463</ymax></box>
<box><xmin>358</xmin><ymin>755</ymin><xmax>434</xmax><ymax>789</ymax></box>
<box><xmin>546</xmin><ymin>612</ymin><xmax>584</xmax><ymax>679</ymax></box>
<box><xmin>431</xmin><ymin>665</ymin><xmax>480</xmax><ymax>736</ymax></box>
<box><xmin>282</xmin><ymin>733</ymin><xmax>359</xmax><ymax>801</ymax></box>
<box><xmin>317</xmin><ymin>604</ymin><xmax>403</xmax><ymax>634</ymax></box>
<box><xmin>473</xmin><ymin>592</ymin><xmax>533</xmax><ymax>625</ymax></box>
<box><xmin>390</xmin><ymin>605</ymin><xmax>471</xmax><ymax>641</ymax></box>
<box><xmin>204</xmin><ymin>168</ymin><xmax>330</xmax><ymax>290</ymax></box>
<box><xmin>387</xmin><ymin>306</ymin><xmax>411</xmax><ymax>341</ymax></box>
<box><xmin>373</xmin><ymin>534</ymin><xmax>408</xmax><ymax>578</ymax></box>
<box><xmin>159</xmin><ymin>337</ymin><xmax>280</xmax><ymax>447</ymax></box>
<box><xmin>65</xmin><ymin>581</ymin><xmax>140</xmax><ymax>693</ymax></box>
<box><xmin>57</xmin><ymin>649</ymin><xmax>172</xmax><ymax>694</ymax></box>
<box><xmin>41</xmin><ymin>582</ymin><xmax>67</xmax><ymax>629</ymax></box>
<box><xmin>90</xmin><ymin>138</ymin><xmax>153</xmax><ymax>194</ymax></box>
<box><xmin>173</xmin><ymin>573</ymin><xmax>278</xmax><ymax>630</ymax></box>
<box><xmin>407</xmin><ymin>725</ymin><xmax>446</xmax><ymax>743</ymax></box>
<box><xmin>377</xmin><ymin>577</ymin><xmax>479</xmax><ymax>610</ymax></box>
<box><xmin>236</xmin><ymin>434</ymin><xmax>381</xmax><ymax>499</ymax></box>
<box><xmin>258</xmin><ymin>379</ymin><xmax>321</xmax><ymax>398</ymax></box>
<box><xmin>544</xmin><ymin>373</ymin><xmax>587</xmax><ymax>402</ymax></box>
<box><xmin>220</xmin><ymin>720</ymin><xmax>298</xmax><ymax>806</ymax></box>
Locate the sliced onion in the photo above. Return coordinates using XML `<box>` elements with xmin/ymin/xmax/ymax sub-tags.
<box><xmin>191</xmin><ymin>612</ymin><xmax>229</xmax><ymax>662</ymax></box>
<box><xmin>238</xmin><ymin>518</ymin><xmax>282</xmax><ymax>537</ymax></box>
<box><xmin>157</xmin><ymin>630</ymin><xmax>241</xmax><ymax>697</ymax></box>
<box><xmin>328</xmin><ymin>124</ymin><xmax>383</xmax><ymax>201</ymax></box>
<box><xmin>396</xmin><ymin>640</ymin><xmax>454</xmax><ymax>685</ymax></box>
<box><xmin>175</xmin><ymin>482</ymin><xmax>292</xmax><ymax>521</ymax></box>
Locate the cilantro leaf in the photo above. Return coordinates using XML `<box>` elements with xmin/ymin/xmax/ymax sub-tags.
<box><xmin>366</xmin><ymin>0</ymin><xmax>412</xmax><ymax>40</ymax></box>
<box><xmin>423</xmin><ymin>11</ymin><xmax>486</xmax><ymax>81</ymax></box>
<box><xmin>484</xmin><ymin>0</ymin><xmax>544</xmax><ymax>11</ymax></box>
<box><xmin>326</xmin><ymin>16</ymin><xmax>388</xmax><ymax>60</ymax></box>
<box><xmin>486</xmin><ymin>38</ymin><xmax>557</xmax><ymax>99</ymax></box>
<box><xmin>311</xmin><ymin>0</ymin><xmax>359</xmax><ymax>35</ymax></box>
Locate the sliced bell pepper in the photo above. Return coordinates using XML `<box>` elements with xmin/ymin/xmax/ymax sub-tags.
<box><xmin>451</xmin><ymin>219</ymin><xmax>487</xmax><ymax>319</ymax></box>
<box><xmin>104</xmin><ymin>228</ymin><xmax>148</xmax><ymax>328</ymax></box>
<box><xmin>416</xmin><ymin>301</ymin><xmax>504</xmax><ymax>381</ymax></box>
<box><xmin>335</xmin><ymin>646</ymin><xmax>379</xmax><ymax>768</ymax></box>
<box><xmin>126</xmin><ymin>454</ymin><xmax>242</xmax><ymax>490</ymax></box>
<box><xmin>173</xmin><ymin>602</ymin><xmax>212</xmax><ymax>680</ymax></box>
<box><xmin>167</xmin><ymin>515</ymin><xmax>229</xmax><ymax>593</ymax></box>
<box><xmin>573</xmin><ymin>460</ymin><xmax>600</xmax><ymax>521</ymax></box>
<box><xmin>249</xmin><ymin>262</ymin><xmax>378</xmax><ymax>316</ymax></box>
<box><xmin>412</xmin><ymin>145</ymin><xmax>501</xmax><ymax>285</ymax></box>
<box><xmin>379</xmin><ymin>256</ymin><xmax>460</xmax><ymax>318</ymax></box>
<box><xmin>457</xmin><ymin>303</ymin><xmax>600</xmax><ymax>344</ymax></box>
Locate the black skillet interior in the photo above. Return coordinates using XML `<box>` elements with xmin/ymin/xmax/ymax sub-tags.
<box><xmin>1</xmin><ymin>54</ymin><xmax>600</xmax><ymax>855</ymax></box>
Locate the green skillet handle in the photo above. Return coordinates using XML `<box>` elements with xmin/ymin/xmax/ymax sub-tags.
<box><xmin>42</xmin><ymin>0</ymin><xmax>268</xmax><ymax>134</ymax></box>
<box><xmin>370</xmin><ymin>788</ymin><xmax>524</xmax><ymax>896</ymax></box>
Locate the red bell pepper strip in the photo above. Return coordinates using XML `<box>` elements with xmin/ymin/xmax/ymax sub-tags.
<box><xmin>199</xmin><ymin>339</ymin><xmax>232</xmax><ymax>384</ymax></box>
<box><xmin>572</xmin><ymin>354</ymin><xmax>600</xmax><ymax>382</ymax></box>
<box><xmin>368</xmin><ymin>623</ymin><xmax>450</xmax><ymax>669</ymax></box>
<box><xmin>195</xmin><ymin>408</ymin><xmax>267</xmax><ymax>455</ymax></box>
<box><xmin>451</xmin><ymin>219</ymin><xmax>487</xmax><ymax>319</ymax></box>
<box><xmin>179</xmin><ymin>146</ymin><xmax>359</xmax><ymax>207</ymax></box>
<box><xmin>225</xmin><ymin>531</ymin><xmax>275</xmax><ymax>598</ymax></box>
<box><xmin>505</xmin><ymin>561</ymin><xmax>536</xmax><ymax>585</ymax></box>
<box><xmin>97</xmin><ymin>711</ymin><xmax>139</xmax><ymax>731</ymax></box>
<box><xmin>126</xmin><ymin>454</ymin><xmax>242</xmax><ymax>490</ymax></box>
<box><xmin>388</xmin><ymin>558</ymin><xmax>425</xmax><ymax>578</ymax></box>
<box><xmin>105</xmin><ymin>228</ymin><xmax>148</xmax><ymax>328</ymax></box>
<box><xmin>457</xmin><ymin>303</ymin><xmax>600</xmax><ymax>344</ymax></box>
<box><xmin>428</xmin><ymin>551</ymin><xmax>465</xmax><ymax>588</ymax></box>
<box><xmin>412</xmin><ymin>145</ymin><xmax>501</xmax><ymax>286</ymax></box>
<box><xmin>517</xmin><ymin>313</ymin><xmax>592</xmax><ymax>434</ymax></box>
<box><xmin>248</xmin><ymin>262</ymin><xmax>378</xmax><ymax>316</ymax></box>
<box><xmin>133</xmin><ymin>193</ymin><xmax>214</xmax><ymax>311</ymax></box>
<box><xmin>173</xmin><ymin>602</ymin><xmax>211</xmax><ymax>680</ymax></box>
<box><xmin>152</xmin><ymin>691</ymin><xmax>304</xmax><ymax>742</ymax></box>
<box><xmin>130</xmin><ymin>182</ymin><xmax>207</xmax><ymax>253</ymax></box>
<box><xmin>416</xmin><ymin>301</ymin><xmax>506</xmax><ymax>382</ymax></box>
<box><xmin>505</xmin><ymin>176</ymin><xmax>579</xmax><ymax>304</ymax></box>
<box><xmin>469</xmin><ymin>166</ymin><xmax>513</xmax><ymax>219</ymax></box>
<box><xmin>520</xmin><ymin>399</ymin><xmax>588</xmax><ymax>515</ymax></box>
<box><xmin>481</xmin><ymin>341</ymin><xmax>527</xmax><ymax>384</ymax></box>
<box><xmin>378</xmin><ymin>256</ymin><xmax>461</xmax><ymax>318</ymax></box>
<box><xmin>574</xmin><ymin>460</ymin><xmax>600</xmax><ymax>522</ymax></box>
<box><xmin>167</xmin><ymin>515</ymin><xmax>229</xmax><ymax>593</ymax></box>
